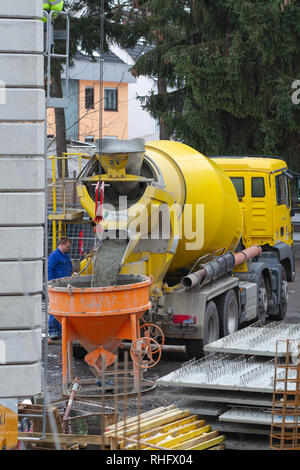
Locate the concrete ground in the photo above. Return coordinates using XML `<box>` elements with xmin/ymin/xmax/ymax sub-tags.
<box><xmin>44</xmin><ymin>259</ymin><xmax>300</xmax><ymax>419</ymax></box>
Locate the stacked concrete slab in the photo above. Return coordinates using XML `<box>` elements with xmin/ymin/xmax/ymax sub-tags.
<box><xmin>0</xmin><ymin>0</ymin><xmax>44</xmax><ymax>397</ymax></box>
<box><xmin>157</xmin><ymin>321</ymin><xmax>300</xmax><ymax>450</ymax></box>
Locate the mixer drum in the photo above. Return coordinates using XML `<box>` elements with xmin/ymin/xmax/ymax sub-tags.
<box><xmin>144</xmin><ymin>141</ymin><xmax>243</xmax><ymax>271</ymax></box>
<box><xmin>77</xmin><ymin>140</ymin><xmax>243</xmax><ymax>278</ymax></box>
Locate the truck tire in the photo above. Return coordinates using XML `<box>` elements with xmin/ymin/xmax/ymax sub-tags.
<box><xmin>278</xmin><ymin>265</ymin><xmax>288</xmax><ymax>320</ymax></box>
<box><xmin>203</xmin><ymin>300</ymin><xmax>220</xmax><ymax>347</ymax></box>
<box><xmin>270</xmin><ymin>265</ymin><xmax>288</xmax><ymax>320</ymax></box>
<box><xmin>258</xmin><ymin>275</ymin><xmax>268</xmax><ymax>324</ymax></box>
<box><xmin>217</xmin><ymin>289</ymin><xmax>239</xmax><ymax>337</ymax></box>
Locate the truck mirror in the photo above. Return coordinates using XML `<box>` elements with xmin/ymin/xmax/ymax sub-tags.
<box><xmin>283</xmin><ymin>170</ymin><xmax>294</xmax><ymax>181</ymax></box>
<box><xmin>289</xmin><ymin>173</ymin><xmax>300</xmax><ymax>211</ymax></box>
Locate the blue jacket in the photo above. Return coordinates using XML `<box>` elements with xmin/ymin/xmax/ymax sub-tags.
<box><xmin>48</xmin><ymin>248</ymin><xmax>73</xmax><ymax>281</ymax></box>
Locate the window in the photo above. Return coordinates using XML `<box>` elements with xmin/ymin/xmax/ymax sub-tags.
<box><xmin>276</xmin><ymin>174</ymin><xmax>290</xmax><ymax>208</ymax></box>
<box><xmin>252</xmin><ymin>177</ymin><xmax>265</xmax><ymax>197</ymax></box>
<box><xmin>230</xmin><ymin>177</ymin><xmax>245</xmax><ymax>198</ymax></box>
<box><xmin>85</xmin><ymin>87</ymin><xmax>94</xmax><ymax>109</ymax></box>
<box><xmin>104</xmin><ymin>88</ymin><xmax>118</xmax><ymax>111</ymax></box>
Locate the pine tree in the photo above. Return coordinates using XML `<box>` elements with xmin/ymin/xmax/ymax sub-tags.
<box><xmin>117</xmin><ymin>0</ymin><xmax>183</xmax><ymax>139</ymax></box>
<box><xmin>120</xmin><ymin>0</ymin><xmax>300</xmax><ymax>169</ymax></box>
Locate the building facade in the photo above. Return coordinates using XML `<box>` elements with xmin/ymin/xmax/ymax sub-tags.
<box><xmin>47</xmin><ymin>50</ymin><xmax>136</xmax><ymax>142</ymax></box>
<box><xmin>110</xmin><ymin>42</ymin><xmax>160</xmax><ymax>142</ymax></box>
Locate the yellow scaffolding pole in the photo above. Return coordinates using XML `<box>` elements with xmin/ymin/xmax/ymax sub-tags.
<box><xmin>47</xmin><ymin>153</ymin><xmax>91</xmax><ymax>251</ymax></box>
<box><xmin>51</xmin><ymin>155</ymin><xmax>57</xmax><ymax>251</ymax></box>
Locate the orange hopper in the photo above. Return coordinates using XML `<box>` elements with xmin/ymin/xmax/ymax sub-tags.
<box><xmin>48</xmin><ymin>274</ymin><xmax>152</xmax><ymax>393</ymax></box>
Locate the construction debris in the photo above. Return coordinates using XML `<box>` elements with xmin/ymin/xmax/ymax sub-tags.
<box><xmin>18</xmin><ymin>403</ymin><xmax>225</xmax><ymax>450</ymax></box>
<box><xmin>18</xmin><ymin>400</ymin><xmax>117</xmax><ymax>450</ymax></box>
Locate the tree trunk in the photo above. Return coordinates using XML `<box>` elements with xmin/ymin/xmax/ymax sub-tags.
<box><xmin>157</xmin><ymin>76</ymin><xmax>170</xmax><ymax>140</ymax></box>
<box><xmin>52</xmin><ymin>68</ymin><xmax>68</xmax><ymax>177</ymax></box>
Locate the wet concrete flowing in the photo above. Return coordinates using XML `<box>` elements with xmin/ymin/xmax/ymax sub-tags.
<box><xmin>93</xmin><ymin>238</ymin><xmax>128</xmax><ymax>286</ymax></box>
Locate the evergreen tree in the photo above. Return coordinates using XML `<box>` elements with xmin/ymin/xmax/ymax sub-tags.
<box><xmin>120</xmin><ymin>0</ymin><xmax>300</xmax><ymax>169</ymax></box>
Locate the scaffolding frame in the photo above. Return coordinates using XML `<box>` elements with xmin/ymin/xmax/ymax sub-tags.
<box><xmin>47</xmin><ymin>153</ymin><xmax>91</xmax><ymax>251</ymax></box>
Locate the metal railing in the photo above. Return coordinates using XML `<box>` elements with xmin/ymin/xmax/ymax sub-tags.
<box><xmin>48</xmin><ymin>153</ymin><xmax>91</xmax><ymax>251</ymax></box>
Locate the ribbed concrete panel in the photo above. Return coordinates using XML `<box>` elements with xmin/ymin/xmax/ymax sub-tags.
<box><xmin>0</xmin><ymin>20</ymin><xmax>43</xmax><ymax>53</ymax></box>
<box><xmin>0</xmin><ymin>55</ymin><xmax>43</xmax><ymax>87</ymax></box>
<box><xmin>0</xmin><ymin>158</ymin><xmax>45</xmax><ymax>190</ymax></box>
<box><xmin>0</xmin><ymin>193</ymin><xmax>45</xmax><ymax>225</ymax></box>
<box><xmin>0</xmin><ymin>295</ymin><xmax>41</xmax><ymax>330</ymax></box>
<box><xmin>0</xmin><ymin>363</ymin><xmax>41</xmax><ymax>397</ymax></box>
<box><xmin>0</xmin><ymin>89</ymin><xmax>45</xmax><ymax>121</ymax></box>
<box><xmin>0</xmin><ymin>1</ymin><xmax>42</xmax><ymax>19</ymax></box>
<box><xmin>0</xmin><ymin>227</ymin><xmax>43</xmax><ymax>260</ymax></box>
<box><xmin>0</xmin><ymin>261</ymin><xmax>43</xmax><ymax>294</ymax></box>
<box><xmin>0</xmin><ymin>328</ymin><xmax>41</xmax><ymax>364</ymax></box>
<box><xmin>204</xmin><ymin>321</ymin><xmax>300</xmax><ymax>357</ymax></box>
<box><xmin>0</xmin><ymin>123</ymin><xmax>44</xmax><ymax>155</ymax></box>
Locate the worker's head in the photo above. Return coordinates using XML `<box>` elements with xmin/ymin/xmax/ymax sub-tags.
<box><xmin>58</xmin><ymin>236</ymin><xmax>72</xmax><ymax>254</ymax></box>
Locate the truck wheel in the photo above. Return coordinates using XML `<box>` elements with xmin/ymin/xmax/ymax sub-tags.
<box><xmin>203</xmin><ymin>301</ymin><xmax>220</xmax><ymax>347</ymax></box>
<box><xmin>270</xmin><ymin>265</ymin><xmax>288</xmax><ymax>320</ymax></box>
<box><xmin>217</xmin><ymin>290</ymin><xmax>239</xmax><ymax>337</ymax></box>
<box><xmin>278</xmin><ymin>265</ymin><xmax>288</xmax><ymax>319</ymax></box>
<box><xmin>258</xmin><ymin>275</ymin><xmax>268</xmax><ymax>324</ymax></box>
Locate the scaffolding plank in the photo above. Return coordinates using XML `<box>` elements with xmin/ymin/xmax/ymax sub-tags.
<box><xmin>124</xmin><ymin>417</ymin><xmax>202</xmax><ymax>450</ymax></box>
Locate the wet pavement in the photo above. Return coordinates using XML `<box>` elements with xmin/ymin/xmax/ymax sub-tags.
<box><xmin>44</xmin><ymin>342</ymin><xmax>184</xmax><ymax>418</ymax></box>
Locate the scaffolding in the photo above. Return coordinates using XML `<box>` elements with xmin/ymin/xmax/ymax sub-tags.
<box><xmin>48</xmin><ymin>153</ymin><xmax>92</xmax><ymax>251</ymax></box>
<box><xmin>270</xmin><ymin>339</ymin><xmax>300</xmax><ymax>450</ymax></box>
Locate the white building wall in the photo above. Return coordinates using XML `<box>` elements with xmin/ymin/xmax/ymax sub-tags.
<box><xmin>110</xmin><ymin>43</ymin><xmax>159</xmax><ymax>142</ymax></box>
<box><xmin>0</xmin><ymin>0</ymin><xmax>44</xmax><ymax>398</ymax></box>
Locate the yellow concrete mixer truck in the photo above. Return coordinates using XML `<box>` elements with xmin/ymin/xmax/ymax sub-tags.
<box><xmin>76</xmin><ymin>139</ymin><xmax>295</xmax><ymax>356</ymax></box>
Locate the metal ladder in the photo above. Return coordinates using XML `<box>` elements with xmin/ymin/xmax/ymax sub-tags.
<box><xmin>43</xmin><ymin>9</ymin><xmax>70</xmax><ymax>109</ymax></box>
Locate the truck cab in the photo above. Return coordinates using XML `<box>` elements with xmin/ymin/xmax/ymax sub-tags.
<box><xmin>211</xmin><ymin>156</ymin><xmax>295</xmax><ymax>282</ymax></box>
<box><xmin>161</xmin><ymin>156</ymin><xmax>296</xmax><ymax>357</ymax></box>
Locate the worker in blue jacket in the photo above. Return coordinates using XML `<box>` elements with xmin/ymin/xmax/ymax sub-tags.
<box><xmin>48</xmin><ymin>236</ymin><xmax>73</xmax><ymax>340</ymax></box>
